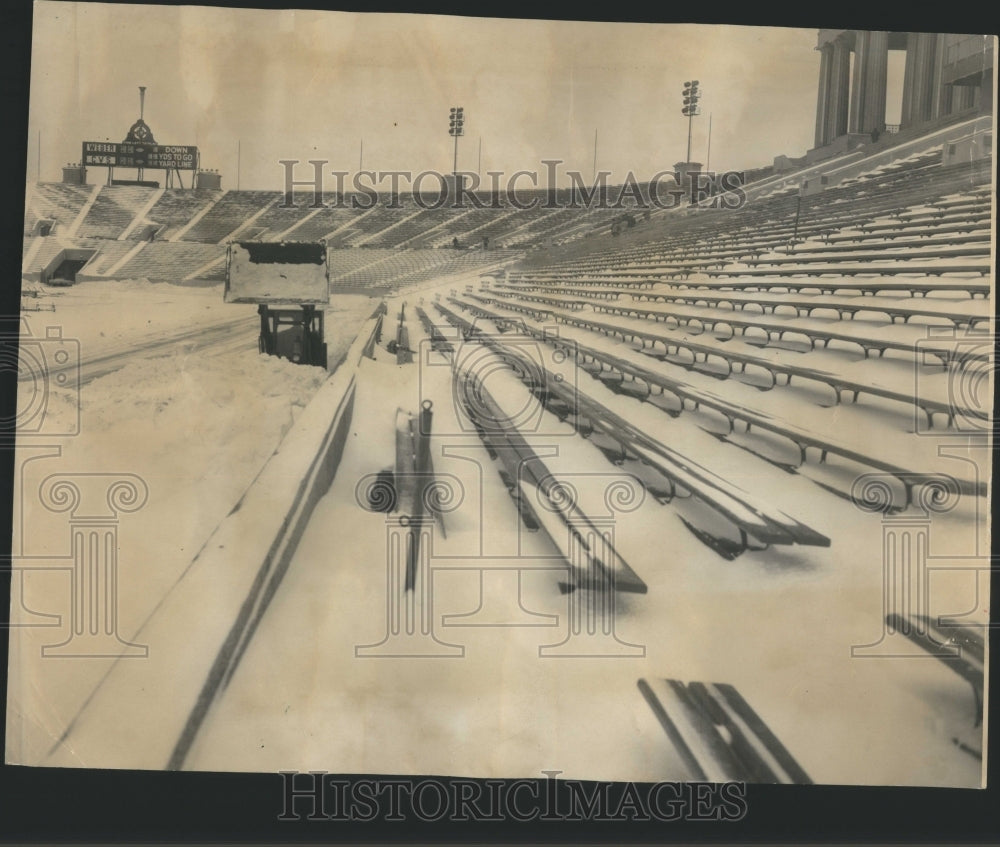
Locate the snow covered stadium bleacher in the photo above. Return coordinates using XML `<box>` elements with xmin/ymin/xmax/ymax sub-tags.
<box><xmin>10</xmin><ymin>21</ymin><xmax>995</xmax><ymax>791</ymax></box>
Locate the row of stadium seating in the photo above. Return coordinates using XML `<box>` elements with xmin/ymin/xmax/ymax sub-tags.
<box><xmin>20</xmin><ymin>233</ymin><xmax>517</xmax><ymax>292</ymax></box>
<box><xmin>178</xmin><ymin>190</ymin><xmax>278</xmax><ymax>243</ymax></box>
<box><xmin>479</xmin><ymin>157</ymin><xmax>992</xmax><ymax>517</ymax></box>
<box><xmin>23</xmin><ymin>182</ymin><xmax>652</xmax><ymax>251</ymax></box>
<box><xmin>24</xmin><ymin>183</ymin><xmax>94</xmax><ymax>233</ymax></box>
<box><xmin>21</xmin><ymin>132</ymin><xmax>991</xmax><ymax>304</ymax></box>
<box><xmin>74</xmin><ymin>185</ymin><xmax>153</xmax><ymax>239</ymax></box>
<box><xmin>516</xmin><ymin>159</ymin><xmax>990</xmax><ymax>282</ymax></box>
<box><xmin>328</xmin><ymin>248</ymin><xmax>519</xmax><ymax>294</ymax></box>
<box><xmin>366</xmin><ymin>206</ymin><xmax>473</xmax><ymax>248</ymax></box>
<box><xmin>102</xmin><ymin>241</ymin><xmax>228</xmax><ymax>281</ymax></box>
<box><xmin>146</xmin><ymin>189</ymin><xmax>226</xmax><ymax>240</ymax></box>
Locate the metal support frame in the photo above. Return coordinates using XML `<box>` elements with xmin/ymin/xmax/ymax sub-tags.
<box><xmin>256</xmin><ymin>304</ymin><xmax>327</xmax><ymax>368</ymax></box>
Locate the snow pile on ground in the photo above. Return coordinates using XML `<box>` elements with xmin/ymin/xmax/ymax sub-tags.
<box><xmin>7</xmin><ymin>286</ymin><xmax>374</xmax><ymax>765</ymax></box>
<box><xmin>25</xmin><ymin>279</ymin><xmax>255</xmax><ymax>362</ymax></box>
<box><xmin>7</xmin><ymin>349</ymin><xmax>330</xmax><ymax>763</ymax></box>
<box><xmin>80</xmin><ymin>349</ymin><xmax>327</xmax><ymax>481</ymax></box>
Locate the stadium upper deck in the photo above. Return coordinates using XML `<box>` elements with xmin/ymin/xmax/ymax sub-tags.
<box><xmin>21</xmin><ymin>114</ymin><xmax>992</xmax><ymax>299</ymax></box>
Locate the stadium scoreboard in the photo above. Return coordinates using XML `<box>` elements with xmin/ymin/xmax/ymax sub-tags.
<box><xmin>82</xmin><ymin>142</ymin><xmax>199</xmax><ymax>170</ymax></box>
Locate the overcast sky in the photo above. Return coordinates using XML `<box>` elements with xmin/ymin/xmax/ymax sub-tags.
<box><xmin>26</xmin><ymin>2</ymin><xmax>912</xmax><ymax>189</ymax></box>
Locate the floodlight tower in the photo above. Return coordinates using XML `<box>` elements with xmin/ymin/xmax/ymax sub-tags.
<box><xmin>681</xmin><ymin>81</ymin><xmax>701</xmax><ymax>164</ymax></box>
<box><xmin>448</xmin><ymin>106</ymin><xmax>465</xmax><ymax>177</ymax></box>
<box><xmin>137</xmin><ymin>86</ymin><xmax>147</xmax><ymax>181</ymax></box>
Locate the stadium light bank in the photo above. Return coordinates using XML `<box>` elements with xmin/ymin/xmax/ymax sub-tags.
<box><xmin>278</xmin><ymin>159</ymin><xmax>748</xmax><ymax>211</ymax></box>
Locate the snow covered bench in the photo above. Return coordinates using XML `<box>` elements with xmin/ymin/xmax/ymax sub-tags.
<box><xmin>893</xmin><ymin>197</ymin><xmax>991</xmax><ymax>219</ymax></box>
<box><xmin>785</xmin><ymin>232</ymin><xmax>989</xmax><ymax>254</ymax></box>
<box><xmin>706</xmin><ymin>261</ymin><xmax>991</xmax><ymax>279</ymax></box>
<box><xmin>744</xmin><ymin>244</ymin><xmax>991</xmax><ymax>267</ymax></box>
<box><xmin>533</xmin><ymin>356</ymin><xmax>832</xmax><ymax>552</ymax></box>
<box><xmin>885</xmin><ymin>613</ymin><xmax>985</xmax><ymax>722</ymax></box>
<box><xmin>446</xmin><ymin>295</ymin><xmax>988</xmax><ymax>509</ymax></box>
<box><xmin>434</xmin><ymin>300</ymin><xmax>831</xmax><ymax>554</ymax></box>
<box><xmin>637</xmin><ymin>678</ymin><xmax>813</xmax><ymax>784</ymax></box>
<box><xmin>584</xmin><ymin>288</ymin><xmax>989</xmax><ymax>329</ymax></box>
<box><xmin>670</xmin><ymin>277</ymin><xmax>992</xmax><ymax>299</ymax></box>
<box><xmin>854</xmin><ymin>209</ymin><xmax>991</xmax><ymax>236</ymax></box>
<box><xmin>823</xmin><ymin>220</ymin><xmax>991</xmax><ymax>244</ymax></box>
<box><xmin>476</xmin><ymin>292</ymin><xmax>992</xmax><ymax>397</ymax></box>
<box><xmin>504</xmin><ymin>284</ymin><xmax>624</xmax><ymax>301</ymax></box>
<box><xmin>885</xmin><ymin>612</ymin><xmax>985</xmax><ymax>760</ymax></box>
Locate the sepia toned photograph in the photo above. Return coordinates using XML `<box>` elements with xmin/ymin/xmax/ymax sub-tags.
<box><xmin>4</xmin><ymin>0</ymin><xmax>995</xmax><ymax>797</ymax></box>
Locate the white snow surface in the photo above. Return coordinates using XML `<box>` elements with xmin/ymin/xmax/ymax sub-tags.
<box><xmin>5</xmin><ymin>269</ymin><xmax>991</xmax><ymax>788</ymax></box>
<box><xmin>6</xmin><ymin>279</ymin><xmax>374</xmax><ymax>765</ymax></box>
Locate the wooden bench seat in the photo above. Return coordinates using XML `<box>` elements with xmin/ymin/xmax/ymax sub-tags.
<box><xmin>433</xmin><ymin>301</ymin><xmax>830</xmax><ymax>552</ymax></box>
<box><xmin>744</xmin><ymin>244</ymin><xmax>991</xmax><ymax>267</ymax></box>
<box><xmin>781</xmin><ymin>232</ymin><xmax>990</xmax><ymax>254</ymax></box>
<box><xmin>823</xmin><ymin>221</ymin><xmax>991</xmax><ymax>244</ymax></box>
<box><xmin>446</xmin><ymin>296</ymin><xmax>989</xmax><ymax>507</ymax></box>
<box><xmin>496</xmin><ymin>282</ymin><xmax>989</xmax><ymax>329</ymax></box>
<box><xmin>884</xmin><ymin>612</ymin><xmax>984</xmax><ymax>758</ymax></box>
<box><xmin>477</xmin><ymin>290</ymin><xmax>991</xmax><ymax>375</ymax></box>
<box><xmin>475</xmin><ymin>291</ymin><xmax>987</xmax><ymax>428</ymax></box>
<box><xmin>673</xmin><ymin>278</ymin><xmax>991</xmax><ymax>298</ymax></box>
<box><xmin>706</xmin><ymin>261</ymin><xmax>991</xmax><ymax>279</ymax></box>
<box><xmin>638</xmin><ymin>678</ymin><xmax>813</xmax><ymax>783</ymax></box>
<box><xmin>885</xmin><ymin>613</ymin><xmax>984</xmax><ymax>713</ymax></box>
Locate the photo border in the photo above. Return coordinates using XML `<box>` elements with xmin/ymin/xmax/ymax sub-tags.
<box><xmin>0</xmin><ymin>0</ymin><xmax>996</xmax><ymax>843</ymax></box>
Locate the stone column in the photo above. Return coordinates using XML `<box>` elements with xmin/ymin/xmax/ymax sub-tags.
<box><xmin>903</xmin><ymin>32</ymin><xmax>939</xmax><ymax>128</ymax></box>
<box><xmin>862</xmin><ymin>31</ymin><xmax>889</xmax><ymax>133</ymax></box>
<box><xmin>916</xmin><ymin>33</ymin><xmax>940</xmax><ymax>124</ymax></box>
<box><xmin>848</xmin><ymin>31</ymin><xmax>868</xmax><ymax>133</ymax></box>
<box><xmin>931</xmin><ymin>34</ymin><xmax>947</xmax><ymax>120</ymax></box>
<box><xmin>828</xmin><ymin>39</ymin><xmax>852</xmax><ymax>141</ymax></box>
<box><xmin>850</xmin><ymin>31</ymin><xmax>890</xmax><ymax>134</ymax></box>
<box><xmin>900</xmin><ymin>33</ymin><xmax>918</xmax><ymax>127</ymax></box>
<box><xmin>814</xmin><ymin>44</ymin><xmax>833</xmax><ymax>147</ymax></box>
